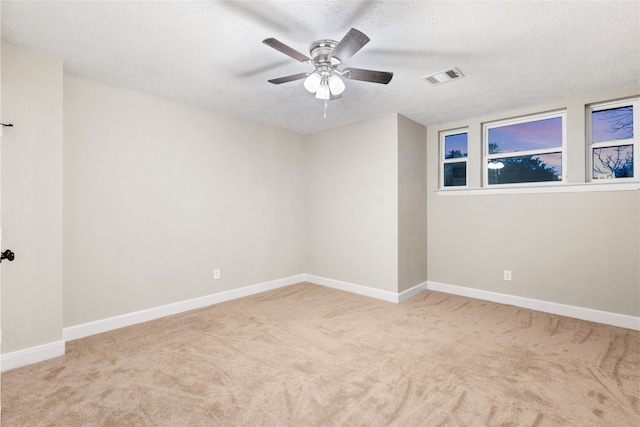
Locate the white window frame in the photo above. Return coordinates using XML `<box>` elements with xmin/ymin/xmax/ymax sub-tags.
<box><xmin>587</xmin><ymin>97</ymin><xmax>639</xmax><ymax>183</ymax></box>
<box><xmin>482</xmin><ymin>110</ymin><xmax>567</xmax><ymax>187</ymax></box>
<box><xmin>440</xmin><ymin>128</ymin><xmax>468</xmax><ymax>188</ymax></box>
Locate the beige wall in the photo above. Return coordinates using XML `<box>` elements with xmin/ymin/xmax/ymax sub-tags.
<box><xmin>63</xmin><ymin>75</ymin><xmax>306</xmax><ymax>326</ymax></box>
<box><xmin>427</xmin><ymin>89</ymin><xmax>640</xmax><ymax>316</ymax></box>
<box><xmin>1</xmin><ymin>43</ymin><xmax>64</xmax><ymax>352</ymax></box>
<box><xmin>306</xmin><ymin>115</ymin><xmax>399</xmax><ymax>292</ymax></box>
<box><xmin>398</xmin><ymin>115</ymin><xmax>428</xmax><ymax>292</ymax></box>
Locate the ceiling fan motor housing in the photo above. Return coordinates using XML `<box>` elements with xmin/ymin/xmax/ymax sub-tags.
<box><xmin>309</xmin><ymin>39</ymin><xmax>341</xmax><ymax>69</ymax></box>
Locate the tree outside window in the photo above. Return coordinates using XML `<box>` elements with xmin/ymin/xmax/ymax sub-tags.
<box><xmin>441</xmin><ymin>130</ymin><xmax>468</xmax><ymax>187</ymax></box>
<box><xmin>590</xmin><ymin>103</ymin><xmax>636</xmax><ymax>180</ymax></box>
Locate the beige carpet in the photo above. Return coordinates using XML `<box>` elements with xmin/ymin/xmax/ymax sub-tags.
<box><xmin>2</xmin><ymin>282</ymin><xmax>639</xmax><ymax>426</ymax></box>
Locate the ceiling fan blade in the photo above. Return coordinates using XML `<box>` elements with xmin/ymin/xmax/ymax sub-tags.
<box><xmin>263</xmin><ymin>38</ymin><xmax>311</xmax><ymax>63</ymax></box>
<box><xmin>268</xmin><ymin>72</ymin><xmax>309</xmax><ymax>84</ymax></box>
<box><xmin>331</xmin><ymin>28</ymin><xmax>370</xmax><ymax>63</ymax></box>
<box><xmin>343</xmin><ymin>68</ymin><xmax>393</xmax><ymax>84</ymax></box>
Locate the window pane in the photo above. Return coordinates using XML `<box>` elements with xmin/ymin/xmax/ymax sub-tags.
<box><xmin>444</xmin><ymin>162</ymin><xmax>466</xmax><ymax>186</ymax></box>
<box><xmin>488</xmin><ymin>117</ymin><xmax>563</xmax><ymax>154</ymax></box>
<box><xmin>487</xmin><ymin>153</ymin><xmax>562</xmax><ymax>185</ymax></box>
<box><xmin>444</xmin><ymin>133</ymin><xmax>468</xmax><ymax>159</ymax></box>
<box><xmin>592</xmin><ymin>106</ymin><xmax>634</xmax><ymax>143</ymax></box>
<box><xmin>592</xmin><ymin>145</ymin><xmax>634</xmax><ymax>179</ymax></box>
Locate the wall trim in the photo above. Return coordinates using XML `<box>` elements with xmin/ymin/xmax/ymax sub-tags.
<box><xmin>398</xmin><ymin>281</ymin><xmax>430</xmax><ymax>302</ymax></box>
<box><xmin>435</xmin><ymin>181</ymin><xmax>640</xmax><ymax>196</ymax></box>
<box><xmin>427</xmin><ymin>281</ymin><xmax>640</xmax><ymax>331</ymax></box>
<box><xmin>1</xmin><ymin>340</ymin><xmax>65</xmax><ymax>372</ymax></box>
<box><xmin>304</xmin><ymin>275</ymin><xmax>428</xmax><ymax>303</ymax></box>
<box><xmin>8</xmin><ymin>277</ymin><xmax>636</xmax><ymax>371</ymax></box>
<box><xmin>7</xmin><ymin>274</ymin><xmax>411</xmax><ymax>370</ymax></box>
<box><xmin>304</xmin><ymin>274</ymin><xmax>403</xmax><ymax>303</ymax></box>
<box><xmin>63</xmin><ymin>274</ymin><xmax>306</xmax><ymax>342</ymax></box>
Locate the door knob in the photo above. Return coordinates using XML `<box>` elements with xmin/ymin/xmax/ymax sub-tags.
<box><xmin>0</xmin><ymin>249</ymin><xmax>15</xmax><ymax>262</ymax></box>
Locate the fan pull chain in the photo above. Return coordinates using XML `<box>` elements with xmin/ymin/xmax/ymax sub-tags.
<box><xmin>323</xmin><ymin>100</ymin><xmax>328</xmax><ymax>119</ymax></box>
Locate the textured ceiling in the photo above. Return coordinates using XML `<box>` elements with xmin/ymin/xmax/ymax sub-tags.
<box><xmin>2</xmin><ymin>1</ymin><xmax>639</xmax><ymax>135</ymax></box>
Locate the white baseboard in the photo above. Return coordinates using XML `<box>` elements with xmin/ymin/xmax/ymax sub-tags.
<box><xmin>9</xmin><ymin>274</ymin><xmax>419</xmax><ymax>371</ymax></box>
<box><xmin>9</xmin><ymin>276</ymin><xmax>635</xmax><ymax>371</ymax></box>
<box><xmin>304</xmin><ymin>274</ymin><xmax>403</xmax><ymax>303</ymax></box>
<box><xmin>63</xmin><ymin>274</ymin><xmax>306</xmax><ymax>342</ymax></box>
<box><xmin>1</xmin><ymin>340</ymin><xmax>65</xmax><ymax>372</ymax></box>
<box><xmin>427</xmin><ymin>281</ymin><xmax>640</xmax><ymax>331</ymax></box>
<box><xmin>5</xmin><ymin>275</ymin><xmax>306</xmax><ymax>371</ymax></box>
<box><xmin>398</xmin><ymin>281</ymin><xmax>429</xmax><ymax>302</ymax></box>
<box><xmin>304</xmin><ymin>275</ymin><xmax>428</xmax><ymax>303</ymax></box>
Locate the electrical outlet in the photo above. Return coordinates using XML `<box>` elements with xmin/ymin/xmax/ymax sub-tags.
<box><xmin>503</xmin><ymin>270</ymin><xmax>512</xmax><ymax>281</ymax></box>
<box><xmin>214</xmin><ymin>269</ymin><xmax>221</xmax><ymax>280</ymax></box>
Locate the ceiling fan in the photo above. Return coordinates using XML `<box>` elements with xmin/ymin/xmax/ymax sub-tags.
<box><xmin>263</xmin><ymin>28</ymin><xmax>393</xmax><ymax>114</ymax></box>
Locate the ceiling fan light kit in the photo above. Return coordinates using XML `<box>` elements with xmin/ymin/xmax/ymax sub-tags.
<box><xmin>303</xmin><ymin>72</ymin><xmax>322</xmax><ymax>93</ymax></box>
<box><xmin>263</xmin><ymin>28</ymin><xmax>393</xmax><ymax>117</ymax></box>
<box><xmin>315</xmin><ymin>80</ymin><xmax>331</xmax><ymax>100</ymax></box>
<box><xmin>328</xmin><ymin>74</ymin><xmax>345</xmax><ymax>95</ymax></box>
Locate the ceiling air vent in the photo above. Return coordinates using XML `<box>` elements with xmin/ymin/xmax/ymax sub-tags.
<box><xmin>422</xmin><ymin>67</ymin><xmax>464</xmax><ymax>86</ymax></box>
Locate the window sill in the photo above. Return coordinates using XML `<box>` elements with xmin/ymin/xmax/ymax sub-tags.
<box><xmin>436</xmin><ymin>181</ymin><xmax>640</xmax><ymax>196</ymax></box>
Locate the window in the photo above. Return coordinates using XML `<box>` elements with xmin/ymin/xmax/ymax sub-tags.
<box><xmin>440</xmin><ymin>129</ymin><xmax>468</xmax><ymax>187</ymax></box>
<box><xmin>483</xmin><ymin>111</ymin><xmax>565</xmax><ymax>186</ymax></box>
<box><xmin>588</xmin><ymin>98</ymin><xmax>638</xmax><ymax>181</ymax></box>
